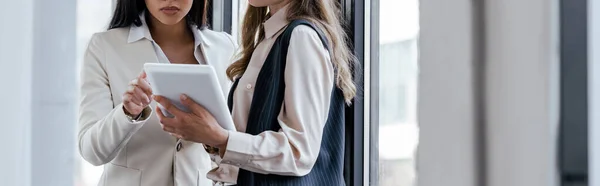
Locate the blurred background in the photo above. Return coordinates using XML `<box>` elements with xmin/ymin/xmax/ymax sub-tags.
<box><xmin>0</xmin><ymin>0</ymin><xmax>594</xmax><ymax>186</ymax></box>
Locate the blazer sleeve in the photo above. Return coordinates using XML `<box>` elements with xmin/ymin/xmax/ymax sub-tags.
<box><xmin>78</xmin><ymin>33</ymin><xmax>152</xmax><ymax>166</ymax></box>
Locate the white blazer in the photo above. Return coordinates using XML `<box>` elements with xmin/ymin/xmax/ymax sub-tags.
<box><xmin>78</xmin><ymin>26</ymin><xmax>236</xmax><ymax>186</ymax></box>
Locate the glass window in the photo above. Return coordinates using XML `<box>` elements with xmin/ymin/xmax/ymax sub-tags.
<box><xmin>235</xmin><ymin>0</ymin><xmax>248</xmax><ymax>40</ymax></box>
<box><xmin>75</xmin><ymin>0</ymin><xmax>113</xmax><ymax>185</ymax></box>
<box><xmin>377</xmin><ymin>0</ymin><xmax>420</xmax><ymax>185</ymax></box>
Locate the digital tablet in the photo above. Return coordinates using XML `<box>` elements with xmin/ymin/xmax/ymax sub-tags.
<box><xmin>144</xmin><ymin>63</ymin><xmax>236</xmax><ymax>131</ymax></box>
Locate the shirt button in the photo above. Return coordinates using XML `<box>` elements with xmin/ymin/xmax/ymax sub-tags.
<box><xmin>246</xmin><ymin>84</ymin><xmax>252</xmax><ymax>90</ymax></box>
<box><xmin>176</xmin><ymin>142</ymin><xmax>182</xmax><ymax>152</ymax></box>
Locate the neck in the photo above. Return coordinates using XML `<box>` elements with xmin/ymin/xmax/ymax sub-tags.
<box><xmin>268</xmin><ymin>0</ymin><xmax>290</xmax><ymax>16</ymax></box>
<box><xmin>147</xmin><ymin>14</ymin><xmax>193</xmax><ymax>45</ymax></box>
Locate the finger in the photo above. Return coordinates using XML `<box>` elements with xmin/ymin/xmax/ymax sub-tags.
<box><xmin>154</xmin><ymin>95</ymin><xmax>187</xmax><ymax>117</ymax></box>
<box><xmin>123</xmin><ymin>92</ymin><xmax>142</xmax><ymax>107</ymax></box>
<box><xmin>139</xmin><ymin>71</ymin><xmax>147</xmax><ymax>79</ymax></box>
<box><xmin>161</xmin><ymin>124</ymin><xmax>176</xmax><ymax>133</ymax></box>
<box><xmin>125</xmin><ymin>85</ymin><xmax>143</xmax><ymax>105</ymax></box>
<box><xmin>133</xmin><ymin>86</ymin><xmax>150</xmax><ymax>105</ymax></box>
<box><xmin>137</xmin><ymin>78</ymin><xmax>153</xmax><ymax>96</ymax></box>
<box><xmin>129</xmin><ymin>78</ymin><xmax>152</xmax><ymax>97</ymax></box>
<box><xmin>180</xmin><ymin>94</ymin><xmax>206</xmax><ymax>115</ymax></box>
<box><xmin>156</xmin><ymin>106</ymin><xmax>177</xmax><ymax>124</ymax></box>
<box><xmin>128</xmin><ymin>79</ymin><xmax>138</xmax><ymax>87</ymax></box>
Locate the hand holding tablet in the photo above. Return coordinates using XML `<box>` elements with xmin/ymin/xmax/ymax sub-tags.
<box><xmin>144</xmin><ymin>63</ymin><xmax>236</xmax><ymax>132</ymax></box>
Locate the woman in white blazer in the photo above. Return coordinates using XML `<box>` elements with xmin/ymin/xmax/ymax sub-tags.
<box><xmin>78</xmin><ymin>0</ymin><xmax>236</xmax><ymax>185</ymax></box>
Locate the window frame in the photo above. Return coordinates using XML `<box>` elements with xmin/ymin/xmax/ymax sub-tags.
<box><xmin>209</xmin><ymin>0</ymin><xmax>233</xmax><ymax>34</ymax></box>
<box><xmin>366</xmin><ymin>0</ymin><xmax>379</xmax><ymax>185</ymax></box>
<box><xmin>340</xmin><ymin>0</ymin><xmax>370</xmax><ymax>185</ymax></box>
<box><xmin>559</xmin><ymin>0</ymin><xmax>589</xmax><ymax>185</ymax></box>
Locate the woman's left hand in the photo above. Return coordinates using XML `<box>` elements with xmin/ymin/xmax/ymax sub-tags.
<box><xmin>153</xmin><ymin>94</ymin><xmax>229</xmax><ymax>148</ymax></box>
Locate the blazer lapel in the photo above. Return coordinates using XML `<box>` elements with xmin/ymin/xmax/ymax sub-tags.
<box><xmin>129</xmin><ymin>39</ymin><xmax>159</xmax><ymax>65</ymax></box>
<box><xmin>194</xmin><ymin>30</ymin><xmax>215</xmax><ymax>66</ymax></box>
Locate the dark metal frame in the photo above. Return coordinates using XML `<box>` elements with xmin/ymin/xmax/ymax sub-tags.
<box><xmin>207</xmin><ymin>1</ymin><xmax>213</xmax><ymax>28</ymax></box>
<box><xmin>221</xmin><ymin>0</ymin><xmax>232</xmax><ymax>34</ymax></box>
<box><xmin>368</xmin><ymin>0</ymin><xmax>380</xmax><ymax>185</ymax></box>
<box><xmin>341</xmin><ymin>0</ymin><xmax>367</xmax><ymax>185</ymax></box>
<box><xmin>208</xmin><ymin>0</ymin><xmax>233</xmax><ymax>34</ymax></box>
<box><xmin>472</xmin><ymin>0</ymin><xmax>488</xmax><ymax>185</ymax></box>
<box><xmin>559</xmin><ymin>0</ymin><xmax>589</xmax><ymax>186</ymax></box>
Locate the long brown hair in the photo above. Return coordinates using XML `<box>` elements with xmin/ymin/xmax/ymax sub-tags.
<box><xmin>226</xmin><ymin>0</ymin><xmax>357</xmax><ymax>104</ymax></box>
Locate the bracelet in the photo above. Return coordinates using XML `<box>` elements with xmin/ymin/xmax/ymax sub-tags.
<box><xmin>204</xmin><ymin>144</ymin><xmax>220</xmax><ymax>154</ymax></box>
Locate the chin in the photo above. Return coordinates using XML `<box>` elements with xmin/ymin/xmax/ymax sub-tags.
<box><xmin>247</xmin><ymin>0</ymin><xmax>269</xmax><ymax>7</ymax></box>
<box><xmin>156</xmin><ymin>16</ymin><xmax>185</xmax><ymax>26</ymax></box>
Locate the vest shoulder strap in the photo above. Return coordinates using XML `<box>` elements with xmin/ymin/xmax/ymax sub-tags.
<box><xmin>227</xmin><ymin>19</ymin><xmax>331</xmax><ymax>112</ymax></box>
<box><xmin>279</xmin><ymin>19</ymin><xmax>331</xmax><ymax>54</ymax></box>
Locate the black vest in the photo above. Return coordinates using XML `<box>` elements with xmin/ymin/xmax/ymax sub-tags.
<box><xmin>227</xmin><ymin>20</ymin><xmax>346</xmax><ymax>186</ymax></box>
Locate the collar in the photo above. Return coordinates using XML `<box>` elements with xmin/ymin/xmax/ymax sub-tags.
<box><xmin>263</xmin><ymin>4</ymin><xmax>290</xmax><ymax>39</ymax></box>
<box><xmin>127</xmin><ymin>13</ymin><xmax>204</xmax><ymax>48</ymax></box>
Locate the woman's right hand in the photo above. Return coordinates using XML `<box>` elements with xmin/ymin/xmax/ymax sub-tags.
<box><xmin>122</xmin><ymin>71</ymin><xmax>153</xmax><ymax>117</ymax></box>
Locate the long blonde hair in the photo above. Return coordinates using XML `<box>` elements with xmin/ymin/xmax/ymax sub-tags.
<box><xmin>226</xmin><ymin>0</ymin><xmax>357</xmax><ymax>104</ymax></box>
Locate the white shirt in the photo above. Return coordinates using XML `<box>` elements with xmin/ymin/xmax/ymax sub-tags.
<box><xmin>207</xmin><ymin>4</ymin><xmax>335</xmax><ymax>184</ymax></box>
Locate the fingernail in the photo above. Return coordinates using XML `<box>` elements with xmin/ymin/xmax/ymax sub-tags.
<box><xmin>181</xmin><ymin>94</ymin><xmax>187</xmax><ymax>100</ymax></box>
<box><xmin>145</xmin><ymin>97</ymin><xmax>150</xmax><ymax>104</ymax></box>
<box><xmin>152</xmin><ymin>95</ymin><xmax>157</xmax><ymax>100</ymax></box>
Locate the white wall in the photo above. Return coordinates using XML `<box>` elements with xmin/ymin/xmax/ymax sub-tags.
<box><xmin>0</xmin><ymin>0</ymin><xmax>34</xmax><ymax>185</ymax></box>
<box><xmin>31</xmin><ymin>0</ymin><xmax>77</xmax><ymax>185</ymax></box>
<box><xmin>0</xmin><ymin>0</ymin><xmax>76</xmax><ymax>185</ymax></box>
<box><xmin>484</xmin><ymin>0</ymin><xmax>560</xmax><ymax>185</ymax></box>
<box><xmin>419</xmin><ymin>0</ymin><xmax>560</xmax><ymax>185</ymax></box>
<box><xmin>417</xmin><ymin>0</ymin><xmax>479</xmax><ymax>185</ymax></box>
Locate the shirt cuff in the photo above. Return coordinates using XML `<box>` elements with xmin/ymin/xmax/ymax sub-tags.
<box><xmin>206</xmin><ymin>164</ymin><xmax>239</xmax><ymax>185</ymax></box>
<box><xmin>209</xmin><ymin>150</ymin><xmax>223</xmax><ymax>164</ymax></box>
<box><xmin>221</xmin><ymin>131</ymin><xmax>255</xmax><ymax>167</ymax></box>
<box><xmin>118</xmin><ymin>103</ymin><xmax>153</xmax><ymax>124</ymax></box>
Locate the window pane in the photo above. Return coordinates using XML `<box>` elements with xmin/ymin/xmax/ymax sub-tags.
<box><xmin>239</xmin><ymin>0</ymin><xmax>248</xmax><ymax>21</ymax></box>
<box><xmin>235</xmin><ymin>0</ymin><xmax>248</xmax><ymax>41</ymax></box>
<box><xmin>377</xmin><ymin>0</ymin><xmax>419</xmax><ymax>185</ymax></box>
<box><xmin>75</xmin><ymin>0</ymin><xmax>113</xmax><ymax>185</ymax></box>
